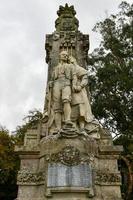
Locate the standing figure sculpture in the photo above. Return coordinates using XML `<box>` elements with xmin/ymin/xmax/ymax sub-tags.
<box><xmin>44</xmin><ymin>51</ymin><xmax>76</xmax><ymax>133</ymax></box>
<box><xmin>70</xmin><ymin>56</ymin><xmax>94</xmax><ymax>134</ymax></box>
<box><xmin>43</xmin><ymin>52</ymin><xmax>95</xmax><ymax>135</ymax></box>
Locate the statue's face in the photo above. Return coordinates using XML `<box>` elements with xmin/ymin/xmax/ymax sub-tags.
<box><xmin>60</xmin><ymin>51</ymin><xmax>68</xmax><ymax>62</ymax></box>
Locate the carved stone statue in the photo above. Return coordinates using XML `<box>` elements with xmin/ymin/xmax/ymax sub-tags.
<box><xmin>43</xmin><ymin>51</ymin><xmax>76</xmax><ymax>133</ymax></box>
<box><xmin>43</xmin><ymin>51</ymin><xmax>96</xmax><ymax>135</ymax></box>
<box><xmin>70</xmin><ymin>56</ymin><xmax>94</xmax><ymax>133</ymax></box>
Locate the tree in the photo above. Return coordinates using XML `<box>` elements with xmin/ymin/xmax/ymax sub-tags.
<box><xmin>0</xmin><ymin>109</ymin><xmax>43</xmax><ymax>199</ymax></box>
<box><xmin>88</xmin><ymin>2</ymin><xmax>133</xmax><ymax>199</ymax></box>
<box><xmin>0</xmin><ymin>126</ymin><xmax>19</xmax><ymax>200</ymax></box>
<box><xmin>14</xmin><ymin>109</ymin><xmax>43</xmax><ymax>145</ymax></box>
<box><xmin>89</xmin><ymin>1</ymin><xmax>133</xmax><ymax>141</ymax></box>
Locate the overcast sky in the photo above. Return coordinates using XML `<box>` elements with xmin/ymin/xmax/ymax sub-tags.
<box><xmin>0</xmin><ymin>0</ymin><xmax>132</xmax><ymax>132</ymax></box>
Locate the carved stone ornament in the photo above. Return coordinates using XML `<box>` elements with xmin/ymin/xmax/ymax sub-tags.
<box><xmin>95</xmin><ymin>171</ymin><xmax>121</xmax><ymax>185</ymax></box>
<box><xmin>46</xmin><ymin>145</ymin><xmax>94</xmax><ymax>166</ymax></box>
<box><xmin>17</xmin><ymin>169</ymin><xmax>45</xmax><ymax>185</ymax></box>
<box><xmin>55</xmin><ymin>3</ymin><xmax>79</xmax><ymax>32</ymax></box>
<box><xmin>59</xmin><ymin>145</ymin><xmax>80</xmax><ymax>165</ymax></box>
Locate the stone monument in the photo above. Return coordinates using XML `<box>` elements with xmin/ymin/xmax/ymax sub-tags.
<box><xmin>15</xmin><ymin>4</ymin><xmax>123</xmax><ymax>200</ymax></box>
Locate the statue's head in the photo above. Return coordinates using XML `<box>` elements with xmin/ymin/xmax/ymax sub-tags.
<box><xmin>59</xmin><ymin>51</ymin><xmax>69</xmax><ymax>62</ymax></box>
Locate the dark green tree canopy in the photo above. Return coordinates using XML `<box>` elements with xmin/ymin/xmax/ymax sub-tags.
<box><xmin>0</xmin><ymin>126</ymin><xmax>19</xmax><ymax>200</ymax></box>
<box><xmin>0</xmin><ymin>110</ymin><xmax>43</xmax><ymax>199</ymax></box>
<box><xmin>89</xmin><ymin>1</ymin><xmax>133</xmax><ymax>143</ymax></box>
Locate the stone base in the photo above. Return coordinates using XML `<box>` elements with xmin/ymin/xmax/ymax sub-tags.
<box><xmin>15</xmin><ymin>126</ymin><xmax>123</xmax><ymax>200</ymax></box>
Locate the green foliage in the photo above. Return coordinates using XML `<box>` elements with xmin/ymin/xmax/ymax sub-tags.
<box><xmin>89</xmin><ymin>1</ymin><xmax>133</xmax><ymax>141</ymax></box>
<box><xmin>0</xmin><ymin>126</ymin><xmax>19</xmax><ymax>199</ymax></box>
<box><xmin>0</xmin><ymin>109</ymin><xmax>43</xmax><ymax>199</ymax></box>
<box><xmin>14</xmin><ymin>109</ymin><xmax>43</xmax><ymax>145</ymax></box>
<box><xmin>89</xmin><ymin>4</ymin><xmax>133</xmax><ymax>198</ymax></box>
<box><xmin>114</xmin><ymin>135</ymin><xmax>133</xmax><ymax>154</ymax></box>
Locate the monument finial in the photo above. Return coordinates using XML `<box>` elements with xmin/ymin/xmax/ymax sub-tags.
<box><xmin>55</xmin><ymin>4</ymin><xmax>79</xmax><ymax>31</ymax></box>
<box><xmin>57</xmin><ymin>4</ymin><xmax>76</xmax><ymax>16</ymax></box>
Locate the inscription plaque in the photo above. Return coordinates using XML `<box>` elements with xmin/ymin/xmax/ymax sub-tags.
<box><xmin>47</xmin><ymin>163</ymin><xmax>92</xmax><ymax>187</ymax></box>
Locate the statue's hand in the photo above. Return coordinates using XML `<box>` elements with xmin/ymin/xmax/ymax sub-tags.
<box><xmin>76</xmin><ymin>85</ymin><xmax>82</xmax><ymax>92</ymax></box>
<box><xmin>73</xmin><ymin>85</ymin><xmax>82</xmax><ymax>92</ymax></box>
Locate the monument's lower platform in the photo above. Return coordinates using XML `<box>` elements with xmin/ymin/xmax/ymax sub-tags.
<box><xmin>15</xmin><ymin>126</ymin><xmax>123</xmax><ymax>200</ymax></box>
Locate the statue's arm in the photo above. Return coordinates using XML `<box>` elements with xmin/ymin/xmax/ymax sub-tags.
<box><xmin>72</xmin><ymin>74</ymin><xmax>77</xmax><ymax>91</ymax></box>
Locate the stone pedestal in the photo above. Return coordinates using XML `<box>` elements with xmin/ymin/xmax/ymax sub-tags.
<box><xmin>15</xmin><ymin>126</ymin><xmax>123</xmax><ymax>200</ymax></box>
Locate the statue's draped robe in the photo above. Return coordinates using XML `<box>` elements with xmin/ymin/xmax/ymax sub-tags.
<box><xmin>71</xmin><ymin>65</ymin><xmax>94</xmax><ymax>123</ymax></box>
